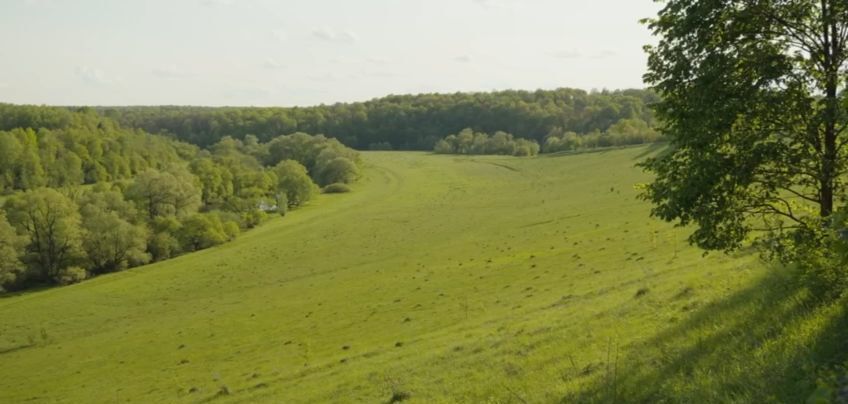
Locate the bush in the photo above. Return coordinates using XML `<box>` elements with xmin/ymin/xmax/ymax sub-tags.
<box><xmin>316</xmin><ymin>156</ymin><xmax>359</xmax><ymax>185</ymax></box>
<box><xmin>176</xmin><ymin>212</ymin><xmax>239</xmax><ymax>252</ymax></box>
<box><xmin>274</xmin><ymin>160</ymin><xmax>318</xmax><ymax>208</ymax></box>
<box><xmin>240</xmin><ymin>209</ymin><xmax>267</xmax><ymax>229</ymax></box>
<box><xmin>55</xmin><ymin>266</ymin><xmax>87</xmax><ymax>285</ymax></box>
<box><xmin>433</xmin><ymin>139</ymin><xmax>454</xmax><ymax>154</ymax></box>
<box><xmin>277</xmin><ymin>194</ymin><xmax>288</xmax><ymax>216</ymax></box>
<box><xmin>542</xmin><ymin>119</ymin><xmax>662</xmax><ymax>153</ymax></box>
<box><xmin>433</xmin><ymin>129</ymin><xmax>539</xmax><ymax>156</ymax></box>
<box><xmin>148</xmin><ymin>232</ymin><xmax>181</xmax><ymax>262</ymax></box>
<box><xmin>322</xmin><ymin>183</ymin><xmax>352</xmax><ymax>193</ymax></box>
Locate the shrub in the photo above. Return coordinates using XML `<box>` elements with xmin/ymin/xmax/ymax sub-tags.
<box><xmin>433</xmin><ymin>129</ymin><xmax>539</xmax><ymax>156</ymax></box>
<box><xmin>433</xmin><ymin>139</ymin><xmax>454</xmax><ymax>154</ymax></box>
<box><xmin>274</xmin><ymin>160</ymin><xmax>318</xmax><ymax>208</ymax></box>
<box><xmin>277</xmin><ymin>194</ymin><xmax>288</xmax><ymax>216</ymax></box>
<box><xmin>322</xmin><ymin>183</ymin><xmax>351</xmax><ymax>194</ymax></box>
<box><xmin>316</xmin><ymin>157</ymin><xmax>359</xmax><ymax>185</ymax></box>
<box><xmin>55</xmin><ymin>266</ymin><xmax>87</xmax><ymax>285</ymax></box>
<box><xmin>176</xmin><ymin>212</ymin><xmax>238</xmax><ymax>252</ymax></box>
<box><xmin>148</xmin><ymin>232</ymin><xmax>181</xmax><ymax>262</ymax></box>
<box><xmin>240</xmin><ymin>209</ymin><xmax>267</xmax><ymax>229</ymax></box>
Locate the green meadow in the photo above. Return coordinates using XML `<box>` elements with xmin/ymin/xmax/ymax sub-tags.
<box><xmin>0</xmin><ymin>146</ymin><xmax>844</xmax><ymax>403</ymax></box>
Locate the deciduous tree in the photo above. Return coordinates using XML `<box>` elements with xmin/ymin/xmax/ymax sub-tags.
<box><xmin>641</xmin><ymin>0</ymin><xmax>848</xmax><ymax>283</ymax></box>
<box><xmin>3</xmin><ymin>188</ymin><xmax>82</xmax><ymax>282</ymax></box>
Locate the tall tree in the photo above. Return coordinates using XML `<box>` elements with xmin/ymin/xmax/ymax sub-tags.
<box><xmin>3</xmin><ymin>188</ymin><xmax>82</xmax><ymax>282</ymax></box>
<box><xmin>641</xmin><ymin>1</ymin><xmax>848</xmax><ymax>268</ymax></box>
<box><xmin>78</xmin><ymin>190</ymin><xmax>150</xmax><ymax>274</ymax></box>
<box><xmin>273</xmin><ymin>160</ymin><xmax>318</xmax><ymax>207</ymax></box>
<box><xmin>0</xmin><ymin>212</ymin><xmax>25</xmax><ymax>290</ymax></box>
<box><xmin>125</xmin><ymin>167</ymin><xmax>202</xmax><ymax>220</ymax></box>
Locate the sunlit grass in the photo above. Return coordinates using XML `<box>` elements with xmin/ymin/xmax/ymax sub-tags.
<box><xmin>0</xmin><ymin>146</ymin><xmax>842</xmax><ymax>403</ymax></box>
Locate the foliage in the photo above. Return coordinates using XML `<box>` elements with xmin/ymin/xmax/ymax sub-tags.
<box><xmin>322</xmin><ymin>183</ymin><xmax>352</xmax><ymax>194</ymax></box>
<box><xmin>96</xmin><ymin>88</ymin><xmax>660</xmax><ymax>150</ymax></box>
<box><xmin>1</xmin><ymin>147</ymin><xmax>844</xmax><ymax>403</ymax></box>
<box><xmin>315</xmin><ymin>157</ymin><xmax>359</xmax><ymax>185</ymax></box>
<box><xmin>54</xmin><ymin>266</ymin><xmax>87</xmax><ymax>286</ymax></box>
<box><xmin>0</xmin><ymin>211</ymin><xmax>25</xmax><ymax>291</ymax></box>
<box><xmin>276</xmin><ymin>194</ymin><xmax>288</xmax><ymax>216</ymax></box>
<box><xmin>176</xmin><ymin>212</ymin><xmax>240</xmax><ymax>252</ymax></box>
<box><xmin>148</xmin><ymin>231</ymin><xmax>181</xmax><ymax>262</ymax></box>
<box><xmin>2</xmin><ymin>188</ymin><xmax>82</xmax><ymax>282</ymax></box>
<box><xmin>0</xmin><ymin>105</ymin><xmax>186</xmax><ymax>193</ymax></box>
<box><xmin>433</xmin><ymin>129</ymin><xmax>540</xmax><ymax>156</ymax></box>
<box><xmin>80</xmin><ymin>208</ymin><xmax>150</xmax><ymax>274</ymax></box>
<box><xmin>0</xmin><ymin>107</ymin><xmax>361</xmax><ymax>291</ymax></box>
<box><xmin>542</xmin><ymin>118</ymin><xmax>661</xmax><ymax>153</ymax></box>
<box><xmin>639</xmin><ymin>0</ymin><xmax>848</xmax><ymax>286</ymax></box>
<box><xmin>273</xmin><ymin>160</ymin><xmax>318</xmax><ymax>208</ymax></box>
<box><xmin>125</xmin><ymin>167</ymin><xmax>202</xmax><ymax>220</ymax></box>
<box><xmin>190</xmin><ymin>157</ymin><xmax>234</xmax><ymax>209</ymax></box>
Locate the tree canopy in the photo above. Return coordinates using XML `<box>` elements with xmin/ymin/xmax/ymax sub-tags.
<box><xmin>0</xmin><ymin>105</ymin><xmax>362</xmax><ymax>291</ymax></box>
<box><xmin>95</xmin><ymin>88</ymin><xmax>659</xmax><ymax>150</ymax></box>
<box><xmin>640</xmin><ymin>0</ymin><xmax>848</xmax><ymax>286</ymax></box>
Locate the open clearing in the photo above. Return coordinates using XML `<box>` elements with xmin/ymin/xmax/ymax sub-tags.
<box><xmin>0</xmin><ymin>146</ymin><xmax>843</xmax><ymax>403</ymax></box>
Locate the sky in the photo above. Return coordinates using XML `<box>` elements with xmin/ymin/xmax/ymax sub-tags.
<box><xmin>0</xmin><ymin>0</ymin><xmax>662</xmax><ymax>107</ymax></box>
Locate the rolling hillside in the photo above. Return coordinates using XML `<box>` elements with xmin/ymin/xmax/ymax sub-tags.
<box><xmin>0</xmin><ymin>146</ymin><xmax>843</xmax><ymax>403</ymax></box>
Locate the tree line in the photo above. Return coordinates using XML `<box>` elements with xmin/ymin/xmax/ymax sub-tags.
<box><xmin>432</xmin><ymin>118</ymin><xmax>661</xmax><ymax>157</ymax></box>
<box><xmin>542</xmin><ymin>118</ymin><xmax>661</xmax><ymax>153</ymax></box>
<box><xmin>0</xmin><ymin>105</ymin><xmax>360</xmax><ymax>292</ymax></box>
<box><xmin>94</xmin><ymin>88</ymin><xmax>660</xmax><ymax>150</ymax></box>
<box><xmin>433</xmin><ymin>129</ymin><xmax>540</xmax><ymax>156</ymax></box>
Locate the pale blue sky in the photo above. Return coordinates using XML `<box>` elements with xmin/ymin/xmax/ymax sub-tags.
<box><xmin>0</xmin><ymin>0</ymin><xmax>661</xmax><ymax>106</ymax></box>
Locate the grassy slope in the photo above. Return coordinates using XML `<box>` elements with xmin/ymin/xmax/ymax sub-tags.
<box><xmin>0</xmin><ymin>147</ymin><xmax>844</xmax><ymax>403</ymax></box>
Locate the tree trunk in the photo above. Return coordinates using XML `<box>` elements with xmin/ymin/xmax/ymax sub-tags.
<box><xmin>820</xmin><ymin>0</ymin><xmax>837</xmax><ymax>218</ymax></box>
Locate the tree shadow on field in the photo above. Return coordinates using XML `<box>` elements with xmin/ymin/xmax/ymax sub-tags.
<box><xmin>564</xmin><ymin>269</ymin><xmax>848</xmax><ymax>403</ymax></box>
<box><xmin>631</xmin><ymin>141</ymin><xmax>668</xmax><ymax>161</ymax></box>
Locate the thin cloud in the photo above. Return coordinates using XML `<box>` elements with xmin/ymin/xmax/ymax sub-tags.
<box><xmin>223</xmin><ymin>87</ymin><xmax>271</xmax><ymax>100</ymax></box>
<box><xmin>306</xmin><ymin>72</ymin><xmax>345</xmax><ymax>82</ymax></box>
<box><xmin>74</xmin><ymin>66</ymin><xmax>114</xmax><ymax>86</ymax></box>
<box><xmin>591</xmin><ymin>50</ymin><xmax>618</xmax><ymax>59</ymax></box>
<box><xmin>199</xmin><ymin>0</ymin><xmax>234</xmax><ymax>7</ymax></box>
<box><xmin>473</xmin><ymin>0</ymin><xmax>523</xmax><ymax>10</ymax></box>
<box><xmin>152</xmin><ymin>65</ymin><xmax>194</xmax><ymax>80</ymax></box>
<box><xmin>23</xmin><ymin>0</ymin><xmax>56</xmax><ymax>5</ymax></box>
<box><xmin>453</xmin><ymin>55</ymin><xmax>473</xmax><ymax>63</ymax></box>
<box><xmin>263</xmin><ymin>58</ymin><xmax>286</xmax><ymax>70</ymax></box>
<box><xmin>552</xmin><ymin>50</ymin><xmax>582</xmax><ymax>59</ymax></box>
<box><xmin>271</xmin><ymin>29</ymin><xmax>287</xmax><ymax>42</ymax></box>
<box><xmin>361</xmin><ymin>71</ymin><xmax>395</xmax><ymax>79</ymax></box>
<box><xmin>367</xmin><ymin>57</ymin><xmax>391</xmax><ymax>65</ymax></box>
<box><xmin>311</xmin><ymin>27</ymin><xmax>359</xmax><ymax>44</ymax></box>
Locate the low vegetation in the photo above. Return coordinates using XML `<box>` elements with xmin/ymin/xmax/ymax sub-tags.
<box><xmin>0</xmin><ymin>146</ymin><xmax>843</xmax><ymax>403</ymax></box>
<box><xmin>433</xmin><ymin>129</ymin><xmax>540</xmax><ymax>156</ymax></box>
<box><xmin>542</xmin><ymin>118</ymin><xmax>662</xmax><ymax>153</ymax></box>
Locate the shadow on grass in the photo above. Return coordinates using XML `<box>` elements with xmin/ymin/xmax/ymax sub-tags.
<box><xmin>631</xmin><ymin>141</ymin><xmax>668</xmax><ymax>161</ymax></box>
<box><xmin>540</xmin><ymin>143</ymin><xmax>658</xmax><ymax>159</ymax></box>
<box><xmin>0</xmin><ymin>283</ymin><xmax>55</xmax><ymax>300</ymax></box>
<box><xmin>565</xmin><ymin>269</ymin><xmax>848</xmax><ymax>403</ymax></box>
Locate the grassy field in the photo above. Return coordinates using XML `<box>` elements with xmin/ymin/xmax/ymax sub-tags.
<box><xmin>0</xmin><ymin>146</ymin><xmax>844</xmax><ymax>403</ymax></box>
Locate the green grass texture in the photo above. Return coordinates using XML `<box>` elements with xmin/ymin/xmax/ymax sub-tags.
<box><xmin>1</xmin><ymin>146</ymin><xmax>844</xmax><ymax>403</ymax></box>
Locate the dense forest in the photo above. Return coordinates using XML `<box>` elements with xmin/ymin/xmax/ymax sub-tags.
<box><xmin>0</xmin><ymin>104</ymin><xmax>360</xmax><ymax>291</ymax></box>
<box><xmin>97</xmin><ymin>88</ymin><xmax>660</xmax><ymax>150</ymax></box>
